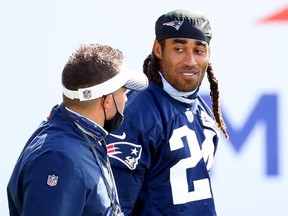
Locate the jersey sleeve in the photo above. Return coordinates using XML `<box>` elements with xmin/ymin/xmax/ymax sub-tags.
<box><xmin>21</xmin><ymin>151</ymin><xmax>86</xmax><ymax>216</ymax></box>
<box><xmin>106</xmin><ymin>91</ymin><xmax>164</xmax><ymax>216</ymax></box>
<box><xmin>107</xmin><ymin>119</ymin><xmax>152</xmax><ymax>215</ymax></box>
<box><xmin>112</xmin><ymin>166</ymin><xmax>145</xmax><ymax>215</ymax></box>
<box><xmin>106</xmin><ymin>93</ymin><xmax>163</xmax><ymax>215</ymax></box>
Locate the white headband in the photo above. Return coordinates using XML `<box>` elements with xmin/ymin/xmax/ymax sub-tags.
<box><xmin>62</xmin><ymin>70</ymin><xmax>148</xmax><ymax>101</ymax></box>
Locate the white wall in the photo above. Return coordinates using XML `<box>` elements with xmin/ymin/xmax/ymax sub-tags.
<box><xmin>1</xmin><ymin>0</ymin><xmax>287</xmax><ymax>215</ymax></box>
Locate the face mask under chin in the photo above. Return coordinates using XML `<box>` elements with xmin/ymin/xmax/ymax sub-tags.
<box><xmin>103</xmin><ymin>111</ymin><xmax>124</xmax><ymax>133</ymax></box>
<box><xmin>103</xmin><ymin>95</ymin><xmax>124</xmax><ymax>133</ymax></box>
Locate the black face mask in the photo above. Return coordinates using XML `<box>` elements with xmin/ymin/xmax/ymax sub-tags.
<box><xmin>103</xmin><ymin>95</ymin><xmax>124</xmax><ymax>133</ymax></box>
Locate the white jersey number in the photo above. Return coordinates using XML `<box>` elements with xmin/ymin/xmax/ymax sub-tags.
<box><xmin>169</xmin><ymin>125</ymin><xmax>215</xmax><ymax>204</ymax></box>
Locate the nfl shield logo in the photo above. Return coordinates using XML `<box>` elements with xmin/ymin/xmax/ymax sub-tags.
<box><xmin>83</xmin><ymin>90</ymin><xmax>92</xmax><ymax>100</ymax></box>
<box><xmin>47</xmin><ymin>174</ymin><xmax>59</xmax><ymax>187</ymax></box>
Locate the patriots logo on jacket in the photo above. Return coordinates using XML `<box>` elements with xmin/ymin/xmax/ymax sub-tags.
<box><xmin>163</xmin><ymin>20</ymin><xmax>184</xmax><ymax>30</ymax></box>
<box><xmin>107</xmin><ymin>142</ymin><xmax>142</xmax><ymax>170</ymax></box>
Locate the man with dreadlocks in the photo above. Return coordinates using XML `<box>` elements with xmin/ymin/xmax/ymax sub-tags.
<box><xmin>105</xmin><ymin>9</ymin><xmax>229</xmax><ymax>216</ymax></box>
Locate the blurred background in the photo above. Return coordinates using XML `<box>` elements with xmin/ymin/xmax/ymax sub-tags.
<box><xmin>1</xmin><ymin>0</ymin><xmax>287</xmax><ymax>215</ymax></box>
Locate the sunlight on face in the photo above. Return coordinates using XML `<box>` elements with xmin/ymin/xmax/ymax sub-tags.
<box><xmin>159</xmin><ymin>38</ymin><xmax>210</xmax><ymax>92</ymax></box>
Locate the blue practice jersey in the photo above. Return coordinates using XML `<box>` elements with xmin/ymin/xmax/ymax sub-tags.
<box><xmin>105</xmin><ymin>83</ymin><xmax>219</xmax><ymax>216</ymax></box>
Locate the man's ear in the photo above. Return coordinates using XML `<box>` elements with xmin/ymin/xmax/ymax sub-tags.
<box><xmin>153</xmin><ymin>40</ymin><xmax>162</xmax><ymax>59</ymax></box>
<box><xmin>102</xmin><ymin>94</ymin><xmax>113</xmax><ymax>109</ymax></box>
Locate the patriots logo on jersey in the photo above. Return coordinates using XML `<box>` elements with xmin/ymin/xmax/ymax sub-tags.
<box><xmin>107</xmin><ymin>142</ymin><xmax>142</xmax><ymax>170</ymax></box>
<box><xmin>163</xmin><ymin>20</ymin><xmax>184</xmax><ymax>30</ymax></box>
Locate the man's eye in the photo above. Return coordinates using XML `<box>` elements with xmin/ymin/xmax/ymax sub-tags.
<box><xmin>175</xmin><ymin>47</ymin><xmax>184</xmax><ymax>52</ymax></box>
<box><xmin>196</xmin><ymin>49</ymin><xmax>206</xmax><ymax>54</ymax></box>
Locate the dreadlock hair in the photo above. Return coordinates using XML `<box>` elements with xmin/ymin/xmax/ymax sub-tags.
<box><xmin>143</xmin><ymin>52</ymin><xmax>162</xmax><ymax>87</ymax></box>
<box><xmin>143</xmin><ymin>40</ymin><xmax>229</xmax><ymax>139</ymax></box>
<box><xmin>143</xmin><ymin>40</ymin><xmax>165</xmax><ymax>88</ymax></box>
<box><xmin>206</xmin><ymin>63</ymin><xmax>229</xmax><ymax>139</ymax></box>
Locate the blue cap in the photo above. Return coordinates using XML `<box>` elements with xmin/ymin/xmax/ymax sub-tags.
<box><xmin>155</xmin><ymin>9</ymin><xmax>212</xmax><ymax>44</ymax></box>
